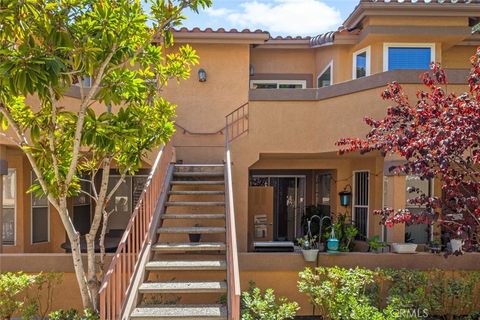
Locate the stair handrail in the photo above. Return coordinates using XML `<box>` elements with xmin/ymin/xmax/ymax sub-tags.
<box><xmin>225</xmin><ymin>120</ymin><xmax>241</xmax><ymax>319</ymax></box>
<box><xmin>99</xmin><ymin>143</ymin><xmax>174</xmax><ymax>320</ymax></box>
<box><xmin>226</xmin><ymin>102</ymin><xmax>249</xmax><ymax>142</ymax></box>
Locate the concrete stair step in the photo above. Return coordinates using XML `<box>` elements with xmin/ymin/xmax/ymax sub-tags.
<box><xmin>130</xmin><ymin>305</ymin><xmax>227</xmax><ymax>319</ymax></box>
<box><xmin>158</xmin><ymin>227</ymin><xmax>226</xmax><ymax>234</ymax></box>
<box><xmin>170</xmin><ymin>181</ymin><xmax>224</xmax><ymax>186</ymax></box>
<box><xmin>161</xmin><ymin>213</ymin><xmax>225</xmax><ymax>220</ymax></box>
<box><xmin>168</xmin><ymin>191</ymin><xmax>225</xmax><ymax>195</ymax></box>
<box><xmin>173</xmin><ymin>172</ymin><xmax>224</xmax><ymax>177</ymax></box>
<box><xmin>175</xmin><ymin>164</ymin><xmax>224</xmax><ymax>167</ymax></box>
<box><xmin>151</xmin><ymin>242</ymin><xmax>226</xmax><ymax>252</ymax></box>
<box><xmin>165</xmin><ymin>201</ymin><xmax>225</xmax><ymax>207</ymax></box>
<box><xmin>139</xmin><ymin>281</ymin><xmax>227</xmax><ymax>294</ymax></box>
<box><xmin>145</xmin><ymin>260</ymin><xmax>226</xmax><ymax>271</ymax></box>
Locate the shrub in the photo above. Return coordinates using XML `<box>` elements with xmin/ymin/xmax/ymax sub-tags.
<box><xmin>241</xmin><ymin>282</ymin><xmax>298</xmax><ymax>320</ymax></box>
<box><xmin>0</xmin><ymin>272</ymin><xmax>35</xmax><ymax>320</ymax></box>
<box><xmin>49</xmin><ymin>308</ymin><xmax>99</xmax><ymax>320</ymax></box>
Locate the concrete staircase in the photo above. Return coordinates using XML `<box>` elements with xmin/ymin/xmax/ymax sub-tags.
<box><xmin>129</xmin><ymin>164</ymin><xmax>228</xmax><ymax>320</ymax></box>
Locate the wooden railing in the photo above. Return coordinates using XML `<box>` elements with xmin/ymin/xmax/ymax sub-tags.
<box><xmin>226</xmin><ymin>102</ymin><xmax>248</xmax><ymax>142</ymax></box>
<box><xmin>225</xmin><ymin>120</ymin><xmax>241</xmax><ymax>319</ymax></box>
<box><xmin>99</xmin><ymin>143</ymin><xmax>173</xmax><ymax>320</ymax></box>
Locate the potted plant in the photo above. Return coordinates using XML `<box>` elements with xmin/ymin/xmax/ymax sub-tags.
<box><xmin>297</xmin><ymin>235</ymin><xmax>319</xmax><ymax>262</ymax></box>
<box><xmin>450</xmin><ymin>238</ymin><xmax>463</xmax><ymax>253</ymax></box>
<box><xmin>367</xmin><ymin>235</ymin><xmax>386</xmax><ymax>253</ymax></box>
<box><xmin>323</xmin><ymin>214</ymin><xmax>358</xmax><ymax>252</ymax></box>
<box><xmin>188</xmin><ymin>224</ymin><xmax>202</xmax><ymax>242</ymax></box>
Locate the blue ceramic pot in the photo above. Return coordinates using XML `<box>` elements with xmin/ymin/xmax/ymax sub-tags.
<box><xmin>327</xmin><ymin>238</ymin><xmax>339</xmax><ymax>253</ymax></box>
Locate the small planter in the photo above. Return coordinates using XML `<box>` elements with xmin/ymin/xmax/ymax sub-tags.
<box><xmin>450</xmin><ymin>239</ymin><xmax>463</xmax><ymax>253</ymax></box>
<box><xmin>391</xmin><ymin>243</ymin><xmax>417</xmax><ymax>254</ymax></box>
<box><xmin>302</xmin><ymin>249</ymin><xmax>319</xmax><ymax>262</ymax></box>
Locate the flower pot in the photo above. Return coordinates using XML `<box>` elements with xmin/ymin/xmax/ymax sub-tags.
<box><xmin>302</xmin><ymin>249</ymin><xmax>319</xmax><ymax>262</ymax></box>
<box><xmin>391</xmin><ymin>243</ymin><xmax>417</xmax><ymax>254</ymax></box>
<box><xmin>450</xmin><ymin>239</ymin><xmax>463</xmax><ymax>253</ymax></box>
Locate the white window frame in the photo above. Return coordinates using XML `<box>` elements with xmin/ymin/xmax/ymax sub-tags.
<box><xmin>352</xmin><ymin>46</ymin><xmax>371</xmax><ymax>79</ymax></box>
<box><xmin>352</xmin><ymin>170</ymin><xmax>370</xmax><ymax>238</ymax></box>
<box><xmin>317</xmin><ymin>60</ymin><xmax>333</xmax><ymax>88</ymax></box>
<box><xmin>2</xmin><ymin>168</ymin><xmax>16</xmax><ymax>246</ymax></box>
<box><xmin>249</xmin><ymin>80</ymin><xmax>307</xmax><ymax>89</ymax></box>
<box><xmin>31</xmin><ymin>171</ymin><xmax>50</xmax><ymax>244</ymax></box>
<box><xmin>383</xmin><ymin>43</ymin><xmax>436</xmax><ymax>72</ymax></box>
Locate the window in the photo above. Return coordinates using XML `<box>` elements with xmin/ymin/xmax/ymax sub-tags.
<box><xmin>384</xmin><ymin>43</ymin><xmax>435</xmax><ymax>71</ymax></box>
<box><xmin>317</xmin><ymin>62</ymin><xmax>332</xmax><ymax>88</ymax></box>
<box><xmin>2</xmin><ymin>169</ymin><xmax>16</xmax><ymax>245</ymax></box>
<box><xmin>31</xmin><ymin>172</ymin><xmax>49</xmax><ymax>243</ymax></box>
<box><xmin>353</xmin><ymin>171</ymin><xmax>369</xmax><ymax>240</ymax></box>
<box><xmin>353</xmin><ymin>47</ymin><xmax>371</xmax><ymax>79</ymax></box>
<box><xmin>405</xmin><ymin>175</ymin><xmax>432</xmax><ymax>244</ymax></box>
<box><xmin>73</xmin><ymin>178</ymin><xmax>92</xmax><ymax>236</ymax></box>
<box><xmin>75</xmin><ymin>76</ymin><xmax>92</xmax><ymax>88</ymax></box>
<box><xmin>250</xmin><ymin>80</ymin><xmax>306</xmax><ymax>89</ymax></box>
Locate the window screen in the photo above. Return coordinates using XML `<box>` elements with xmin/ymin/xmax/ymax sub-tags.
<box><xmin>2</xmin><ymin>169</ymin><xmax>16</xmax><ymax>245</ymax></box>
<box><xmin>388</xmin><ymin>47</ymin><xmax>431</xmax><ymax>71</ymax></box>
<box><xmin>318</xmin><ymin>66</ymin><xmax>331</xmax><ymax>88</ymax></box>
<box><xmin>32</xmin><ymin>172</ymin><xmax>49</xmax><ymax>243</ymax></box>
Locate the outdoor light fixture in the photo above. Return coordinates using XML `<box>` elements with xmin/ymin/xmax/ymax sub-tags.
<box><xmin>249</xmin><ymin>64</ymin><xmax>254</xmax><ymax>76</ymax></box>
<box><xmin>339</xmin><ymin>184</ymin><xmax>352</xmax><ymax>207</ymax></box>
<box><xmin>198</xmin><ymin>68</ymin><xmax>207</xmax><ymax>82</ymax></box>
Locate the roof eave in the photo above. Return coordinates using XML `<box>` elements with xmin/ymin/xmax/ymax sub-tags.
<box><xmin>171</xmin><ymin>32</ymin><xmax>270</xmax><ymax>44</ymax></box>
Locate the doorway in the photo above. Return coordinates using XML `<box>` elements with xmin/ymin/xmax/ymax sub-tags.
<box><xmin>250</xmin><ymin>175</ymin><xmax>306</xmax><ymax>241</ymax></box>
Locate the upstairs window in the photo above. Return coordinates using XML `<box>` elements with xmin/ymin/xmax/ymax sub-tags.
<box><xmin>317</xmin><ymin>62</ymin><xmax>332</xmax><ymax>88</ymax></box>
<box><xmin>384</xmin><ymin>44</ymin><xmax>434</xmax><ymax>71</ymax></box>
<box><xmin>2</xmin><ymin>169</ymin><xmax>16</xmax><ymax>246</ymax></box>
<box><xmin>250</xmin><ymin>80</ymin><xmax>306</xmax><ymax>89</ymax></box>
<box><xmin>353</xmin><ymin>47</ymin><xmax>370</xmax><ymax>79</ymax></box>
<box><xmin>31</xmin><ymin>172</ymin><xmax>49</xmax><ymax>244</ymax></box>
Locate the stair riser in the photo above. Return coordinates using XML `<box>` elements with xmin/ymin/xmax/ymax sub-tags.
<box><xmin>146</xmin><ymin>271</ymin><xmax>227</xmax><ymax>282</ymax></box>
<box><xmin>166</xmin><ymin>202</ymin><xmax>225</xmax><ymax>207</ymax></box>
<box><xmin>162</xmin><ymin>214</ymin><xmax>225</xmax><ymax>220</ymax></box>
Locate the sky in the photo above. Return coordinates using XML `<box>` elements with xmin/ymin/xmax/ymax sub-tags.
<box><xmin>180</xmin><ymin>0</ymin><xmax>360</xmax><ymax>37</ymax></box>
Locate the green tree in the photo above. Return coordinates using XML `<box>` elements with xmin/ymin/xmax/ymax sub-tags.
<box><xmin>0</xmin><ymin>0</ymin><xmax>211</xmax><ymax>311</ymax></box>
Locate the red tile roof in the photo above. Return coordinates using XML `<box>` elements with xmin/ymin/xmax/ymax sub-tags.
<box><xmin>174</xmin><ymin>27</ymin><xmax>268</xmax><ymax>34</ymax></box>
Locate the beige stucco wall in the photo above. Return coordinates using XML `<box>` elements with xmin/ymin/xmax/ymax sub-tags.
<box><xmin>250</xmin><ymin>48</ymin><xmax>315</xmax><ymax>75</ymax></box>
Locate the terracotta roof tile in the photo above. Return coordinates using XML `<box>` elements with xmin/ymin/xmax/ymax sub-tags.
<box><xmin>174</xmin><ymin>27</ymin><xmax>268</xmax><ymax>34</ymax></box>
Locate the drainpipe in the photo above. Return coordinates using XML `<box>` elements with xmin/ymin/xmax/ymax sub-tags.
<box><xmin>0</xmin><ymin>146</ymin><xmax>7</xmax><ymax>254</ymax></box>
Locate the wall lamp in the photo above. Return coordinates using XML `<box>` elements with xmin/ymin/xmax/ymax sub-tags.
<box><xmin>339</xmin><ymin>184</ymin><xmax>353</xmax><ymax>207</ymax></box>
<box><xmin>249</xmin><ymin>64</ymin><xmax>254</xmax><ymax>76</ymax></box>
<box><xmin>198</xmin><ymin>68</ymin><xmax>207</xmax><ymax>82</ymax></box>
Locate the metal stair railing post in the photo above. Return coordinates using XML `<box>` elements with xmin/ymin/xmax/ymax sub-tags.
<box><xmin>99</xmin><ymin>143</ymin><xmax>174</xmax><ymax>320</ymax></box>
<box><xmin>225</xmin><ymin>120</ymin><xmax>241</xmax><ymax>320</ymax></box>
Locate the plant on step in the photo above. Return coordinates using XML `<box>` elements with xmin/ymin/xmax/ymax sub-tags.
<box><xmin>0</xmin><ymin>272</ymin><xmax>35</xmax><ymax>320</ymax></box>
<box><xmin>241</xmin><ymin>281</ymin><xmax>298</xmax><ymax>320</ymax></box>
<box><xmin>367</xmin><ymin>236</ymin><xmax>386</xmax><ymax>253</ymax></box>
<box><xmin>0</xmin><ymin>0</ymin><xmax>211</xmax><ymax>312</ymax></box>
<box><xmin>337</xmin><ymin>51</ymin><xmax>480</xmax><ymax>251</ymax></box>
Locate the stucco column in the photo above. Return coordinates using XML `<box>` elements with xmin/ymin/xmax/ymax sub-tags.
<box><xmin>0</xmin><ymin>146</ymin><xmax>7</xmax><ymax>253</ymax></box>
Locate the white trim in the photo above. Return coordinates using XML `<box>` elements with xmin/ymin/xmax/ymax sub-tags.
<box><xmin>352</xmin><ymin>170</ymin><xmax>370</xmax><ymax>238</ymax></box>
<box><xmin>2</xmin><ymin>169</ymin><xmax>16</xmax><ymax>246</ymax></box>
<box><xmin>250</xmin><ymin>80</ymin><xmax>307</xmax><ymax>89</ymax></box>
<box><xmin>352</xmin><ymin>46</ymin><xmax>371</xmax><ymax>79</ymax></box>
<box><xmin>31</xmin><ymin>171</ymin><xmax>50</xmax><ymax>244</ymax></box>
<box><xmin>317</xmin><ymin>60</ymin><xmax>333</xmax><ymax>88</ymax></box>
<box><xmin>383</xmin><ymin>43</ymin><xmax>436</xmax><ymax>72</ymax></box>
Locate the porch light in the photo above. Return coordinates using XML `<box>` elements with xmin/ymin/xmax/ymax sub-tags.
<box><xmin>198</xmin><ymin>68</ymin><xmax>207</xmax><ymax>82</ymax></box>
<box><xmin>249</xmin><ymin>64</ymin><xmax>254</xmax><ymax>76</ymax></box>
<box><xmin>339</xmin><ymin>184</ymin><xmax>352</xmax><ymax>207</ymax></box>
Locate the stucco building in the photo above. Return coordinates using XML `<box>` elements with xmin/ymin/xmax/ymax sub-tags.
<box><xmin>2</xmin><ymin>0</ymin><xmax>480</xmax><ymax>318</ymax></box>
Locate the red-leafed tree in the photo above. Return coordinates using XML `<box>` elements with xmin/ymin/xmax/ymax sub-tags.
<box><xmin>337</xmin><ymin>49</ymin><xmax>480</xmax><ymax>251</ymax></box>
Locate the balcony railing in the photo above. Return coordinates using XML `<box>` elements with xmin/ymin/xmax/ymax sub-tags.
<box><xmin>99</xmin><ymin>143</ymin><xmax>173</xmax><ymax>320</ymax></box>
<box><xmin>225</xmin><ymin>118</ymin><xmax>241</xmax><ymax>319</ymax></box>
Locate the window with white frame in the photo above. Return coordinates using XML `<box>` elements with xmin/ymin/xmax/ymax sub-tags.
<box><xmin>353</xmin><ymin>171</ymin><xmax>369</xmax><ymax>240</ymax></box>
<box><xmin>353</xmin><ymin>47</ymin><xmax>371</xmax><ymax>79</ymax></box>
<box><xmin>31</xmin><ymin>172</ymin><xmax>49</xmax><ymax>243</ymax></box>
<box><xmin>2</xmin><ymin>169</ymin><xmax>16</xmax><ymax>245</ymax></box>
<box><xmin>75</xmin><ymin>76</ymin><xmax>92</xmax><ymax>88</ymax></box>
<box><xmin>250</xmin><ymin>80</ymin><xmax>306</xmax><ymax>89</ymax></box>
<box><xmin>317</xmin><ymin>62</ymin><xmax>332</xmax><ymax>88</ymax></box>
<box><xmin>383</xmin><ymin>43</ymin><xmax>435</xmax><ymax>71</ymax></box>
